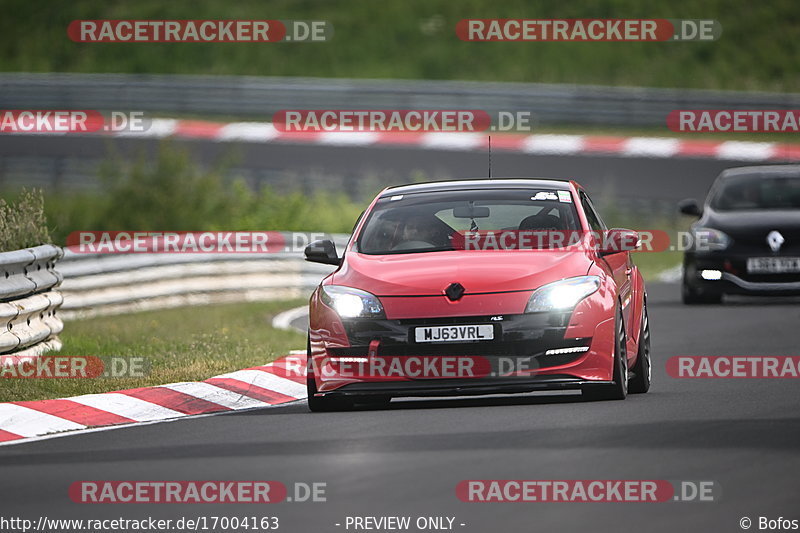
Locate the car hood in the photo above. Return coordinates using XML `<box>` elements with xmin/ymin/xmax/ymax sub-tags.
<box><xmin>699</xmin><ymin>209</ymin><xmax>800</xmax><ymax>246</ymax></box>
<box><xmin>332</xmin><ymin>249</ymin><xmax>593</xmax><ymax>296</ymax></box>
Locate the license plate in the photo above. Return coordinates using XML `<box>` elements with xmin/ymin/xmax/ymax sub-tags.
<box><xmin>414</xmin><ymin>324</ymin><xmax>494</xmax><ymax>343</ymax></box>
<box><xmin>746</xmin><ymin>257</ymin><xmax>800</xmax><ymax>274</ymax></box>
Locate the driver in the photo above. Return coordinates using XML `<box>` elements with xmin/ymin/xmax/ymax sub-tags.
<box><xmin>401</xmin><ymin>216</ymin><xmax>439</xmax><ymax>244</ymax></box>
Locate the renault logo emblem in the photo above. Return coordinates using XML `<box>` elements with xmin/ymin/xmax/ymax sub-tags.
<box><xmin>445</xmin><ymin>282</ymin><xmax>465</xmax><ymax>301</ymax></box>
<box><xmin>767</xmin><ymin>230</ymin><xmax>784</xmax><ymax>253</ymax></box>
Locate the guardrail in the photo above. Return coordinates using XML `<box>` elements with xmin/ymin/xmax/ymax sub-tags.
<box><xmin>57</xmin><ymin>235</ymin><xmax>349</xmax><ymax>319</ymax></box>
<box><xmin>0</xmin><ymin>234</ymin><xmax>346</xmax><ymax>360</ymax></box>
<box><xmin>2</xmin><ymin>73</ymin><xmax>799</xmax><ymax>126</ymax></box>
<box><xmin>0</xmin><ymin>245</ymin><xmax>64</xmax><ymax>358</ymax></box>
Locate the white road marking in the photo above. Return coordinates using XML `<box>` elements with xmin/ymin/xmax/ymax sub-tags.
<box><xmin>421</xmin><ymin>132</ymin><xmax>484</xmax><ymax>150</ymax></box>
<box><xmin>213</xmin><ymin>369</ymin><xmax>306</xmax><ymax>398</ymax></box>
<box><xmin>523</xmin><ymin>135</ymin><xmax>585</xmax><ymax>155</ymax></box>
<box><xmin>68</xmin><ymin>393</ymin><xmax>184</xmax><ymax>422</ymax></box>
<box><xmin>217</xmin><ymin>122</ymin><xmax>280</xmax><ymax>142</ymax></box>
<box><xmin>318</xmin><ymin>131</ymin><xmax>379</xmax><ymax>146</ymax></box>
<box><xmin>717</xmin><ymin>141</ymin><xmax>776</xmax><ymax>161</ymax></box>
<box><xmin>0</xmin><ymin>403</ymin><xmax>85</xmax><ymax>437</ymax></box>
<box><xmin>623</xmin><ymin>137</ymin><xmax>680</xmax><ymax>157</ymax></box>
<box><xmin>161</xmin><ymin>382</ymin><xmax>269</xmax><ymax>410</ymax></box>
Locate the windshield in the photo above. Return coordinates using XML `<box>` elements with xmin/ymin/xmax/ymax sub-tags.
<box><xmin>356</xmin><ymin>189</ymin><xmax>581</xmax><ymax>255</ymax></box>
<box><xmin>710</xmin><ymin>174</ymin><xmax>800</xmax><ymax>211</ymax></box>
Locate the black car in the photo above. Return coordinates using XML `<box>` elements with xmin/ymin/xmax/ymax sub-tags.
<box><xmin>679</xmin><ymin>165</ymin><xmax>800</xmax><ymax>304</ymax></box>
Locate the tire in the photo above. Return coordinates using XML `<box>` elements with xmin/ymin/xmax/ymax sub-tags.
<box><xmin>306</xmin><ymin>335</ymin><xmax>353</xmax><ymax>412</ymax></box>
<box><xmin>582</xmin><ymin>307</ymin><xmax>628</xmax><ymax>401</ymax></box>
<box><xmin>628</xmin><ymin>305</ymin><xmax>651</xmax><ymax>394</ymax></box>
<box><xmin>682</xmin><ymin>280</ymin><xmax>722</xmax><ymax>305</ymax></box>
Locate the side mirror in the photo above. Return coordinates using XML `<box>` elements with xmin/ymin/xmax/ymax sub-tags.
<box><xmin>304</xmin><ymin>239</ymin><xmax>340</xmax><ymax>266</ymax></box>
<box><xmin>678</xmin><ymin>198</ymin><xmax>702</xmax><ymax>217</ymax></box>
<box><xmin>599</xmin><ymin>228</ymin><xmax>639</xmax><ymax>256</ymax></box>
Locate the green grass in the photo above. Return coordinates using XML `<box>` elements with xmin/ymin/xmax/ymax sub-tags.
<box><xmin>0</xmin><ymin>188</ymin><xmax>51</xmax><ymax>252</ymax></box>
<box><xmin>0</xmin><ymin>300</ymin><xmax>307</xmax><ymax>402</ymax></box>
<box><xmin>36</xmin><ymin>142</ymin><xmax>368</xmax><ymax>244</ymax></box>
<box><xmin>595</xmin><ymin>206</ymin><xmax>688</xmax><ymax>281</ymax></box>
<box><xmin>0</xmin><ymin>0</ymin><xmax>798</xmax><ymax>92</ymax></box>
<box><xmin>633</xmin><ymin>250</ymin><xmax>682</xmax><ymax>281</ymax></box>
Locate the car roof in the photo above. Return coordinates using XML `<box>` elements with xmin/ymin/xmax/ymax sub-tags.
<box><xmin>718</xmin><ymin>165</ymin><xmax>800</xmax><ymax>180</ymax></box>
<box><xmin>380</xmin><ymin>178</ymin><xmax>575</xmax><ymax>197</ymax></box>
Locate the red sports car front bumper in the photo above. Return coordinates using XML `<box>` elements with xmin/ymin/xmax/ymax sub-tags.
<box><xmin>308</xmin><ymin>288</ymin><xmax>618</xmax><ymax>398</ymax></box>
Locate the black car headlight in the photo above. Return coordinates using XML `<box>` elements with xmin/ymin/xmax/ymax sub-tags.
<box><xmin>692</xmin><ymin>227</ymin><xmax>732</xmax><ymax>251</ymax></box>
<box><xmin>525</xmin><ymin>276</ymin><xmax>601</xmax><ymax>313</ymax></box>
<box><xmin>321</xmin><ymin>285</ymin><xmax>385</xmax><ymax>319</ymax></box>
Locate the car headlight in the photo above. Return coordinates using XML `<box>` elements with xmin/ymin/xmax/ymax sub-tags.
<box><xmin>321</xmin><ymin>285</ymin><xmax>385</xmax><ymax>318</ymax></box>
<box><xmin>692</xmin><ymin>227</ymin><xmax>732</xmax><ymax>251</ymax></box>
<box><xmin>525</xmin><ymin>276</ymin><xmax>601</xmax><ymax>313</ymax></box>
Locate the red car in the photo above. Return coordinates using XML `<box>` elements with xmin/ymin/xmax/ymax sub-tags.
<box><xmin>304</xmin><ymin>179</ymin><xmax>651</xmax><ymax>411</ymax></box>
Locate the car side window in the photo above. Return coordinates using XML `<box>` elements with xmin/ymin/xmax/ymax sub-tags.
<box><xmin>579</xmin><ymin>191</ymin><xmax>607</xmax><ymax>232</ymax></box>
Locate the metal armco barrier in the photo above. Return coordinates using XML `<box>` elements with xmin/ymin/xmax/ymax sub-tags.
<box><xmin>2</xmin><ymin>73</ymin><xmax>799</xmax><ymax>126</ymax></box>
<box><xmin>0</xmin><ymin>234</ymin><xmax>345</xmax><ymax>358</ymax></box>
<box><xmin>56</xmin><ymin>235</ymin><xmax>348</xmax><ymax>319</ymax></box>
<box><xmin>0</xmin><ymin>244</ymin><xmax>64</xmax><ymax>357</ymax></box>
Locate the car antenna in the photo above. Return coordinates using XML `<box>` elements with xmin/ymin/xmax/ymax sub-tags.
<box><xmin>488</xmin><ymin>135</ymin><xmax>492</xmax><ymax>179</ymax></box>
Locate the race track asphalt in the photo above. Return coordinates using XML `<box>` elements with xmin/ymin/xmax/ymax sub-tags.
<box><xmin>1</xmin><ymin>282</ymin><xmax>798</xmax><ymax>533</ymax></box>
<box><xmin>0</xmin><ymin>135</ymin><xmax>766</xmax><ymax>205</ymax></box>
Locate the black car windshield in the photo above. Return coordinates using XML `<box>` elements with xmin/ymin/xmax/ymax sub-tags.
<box><xmin>356</xmin><ymin>189</ymin><xmax>581</xmax><ymax>255</ymax></box>
<box><xmin>710</xmin><ymin>173</ymin><xmax>800</xmax><ymax>211</ymax></box>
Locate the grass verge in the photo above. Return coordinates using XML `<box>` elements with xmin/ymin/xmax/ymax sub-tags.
<box><xmin>0</xmin><ymin>0</ymin><xmax>797</xmax><ymax>92</ymax></box>
<box><xmin>0</xmin><ymin>299</ymin><xmax>307</xmax><ymax>403</ymax></box>
<box><xmin>633</xmin><ymin>250</ymin><xmax>682</xmax><ymax>282</ymax></box>
<box><xmin>0</xmin><ymin>188</ymin><xmax>51</xmax><ymax>252</ymax></box>
<box><xmin>38</xmin><ymin>142</ymin><xmax>367</xmax><ymax>244</ymax></box>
